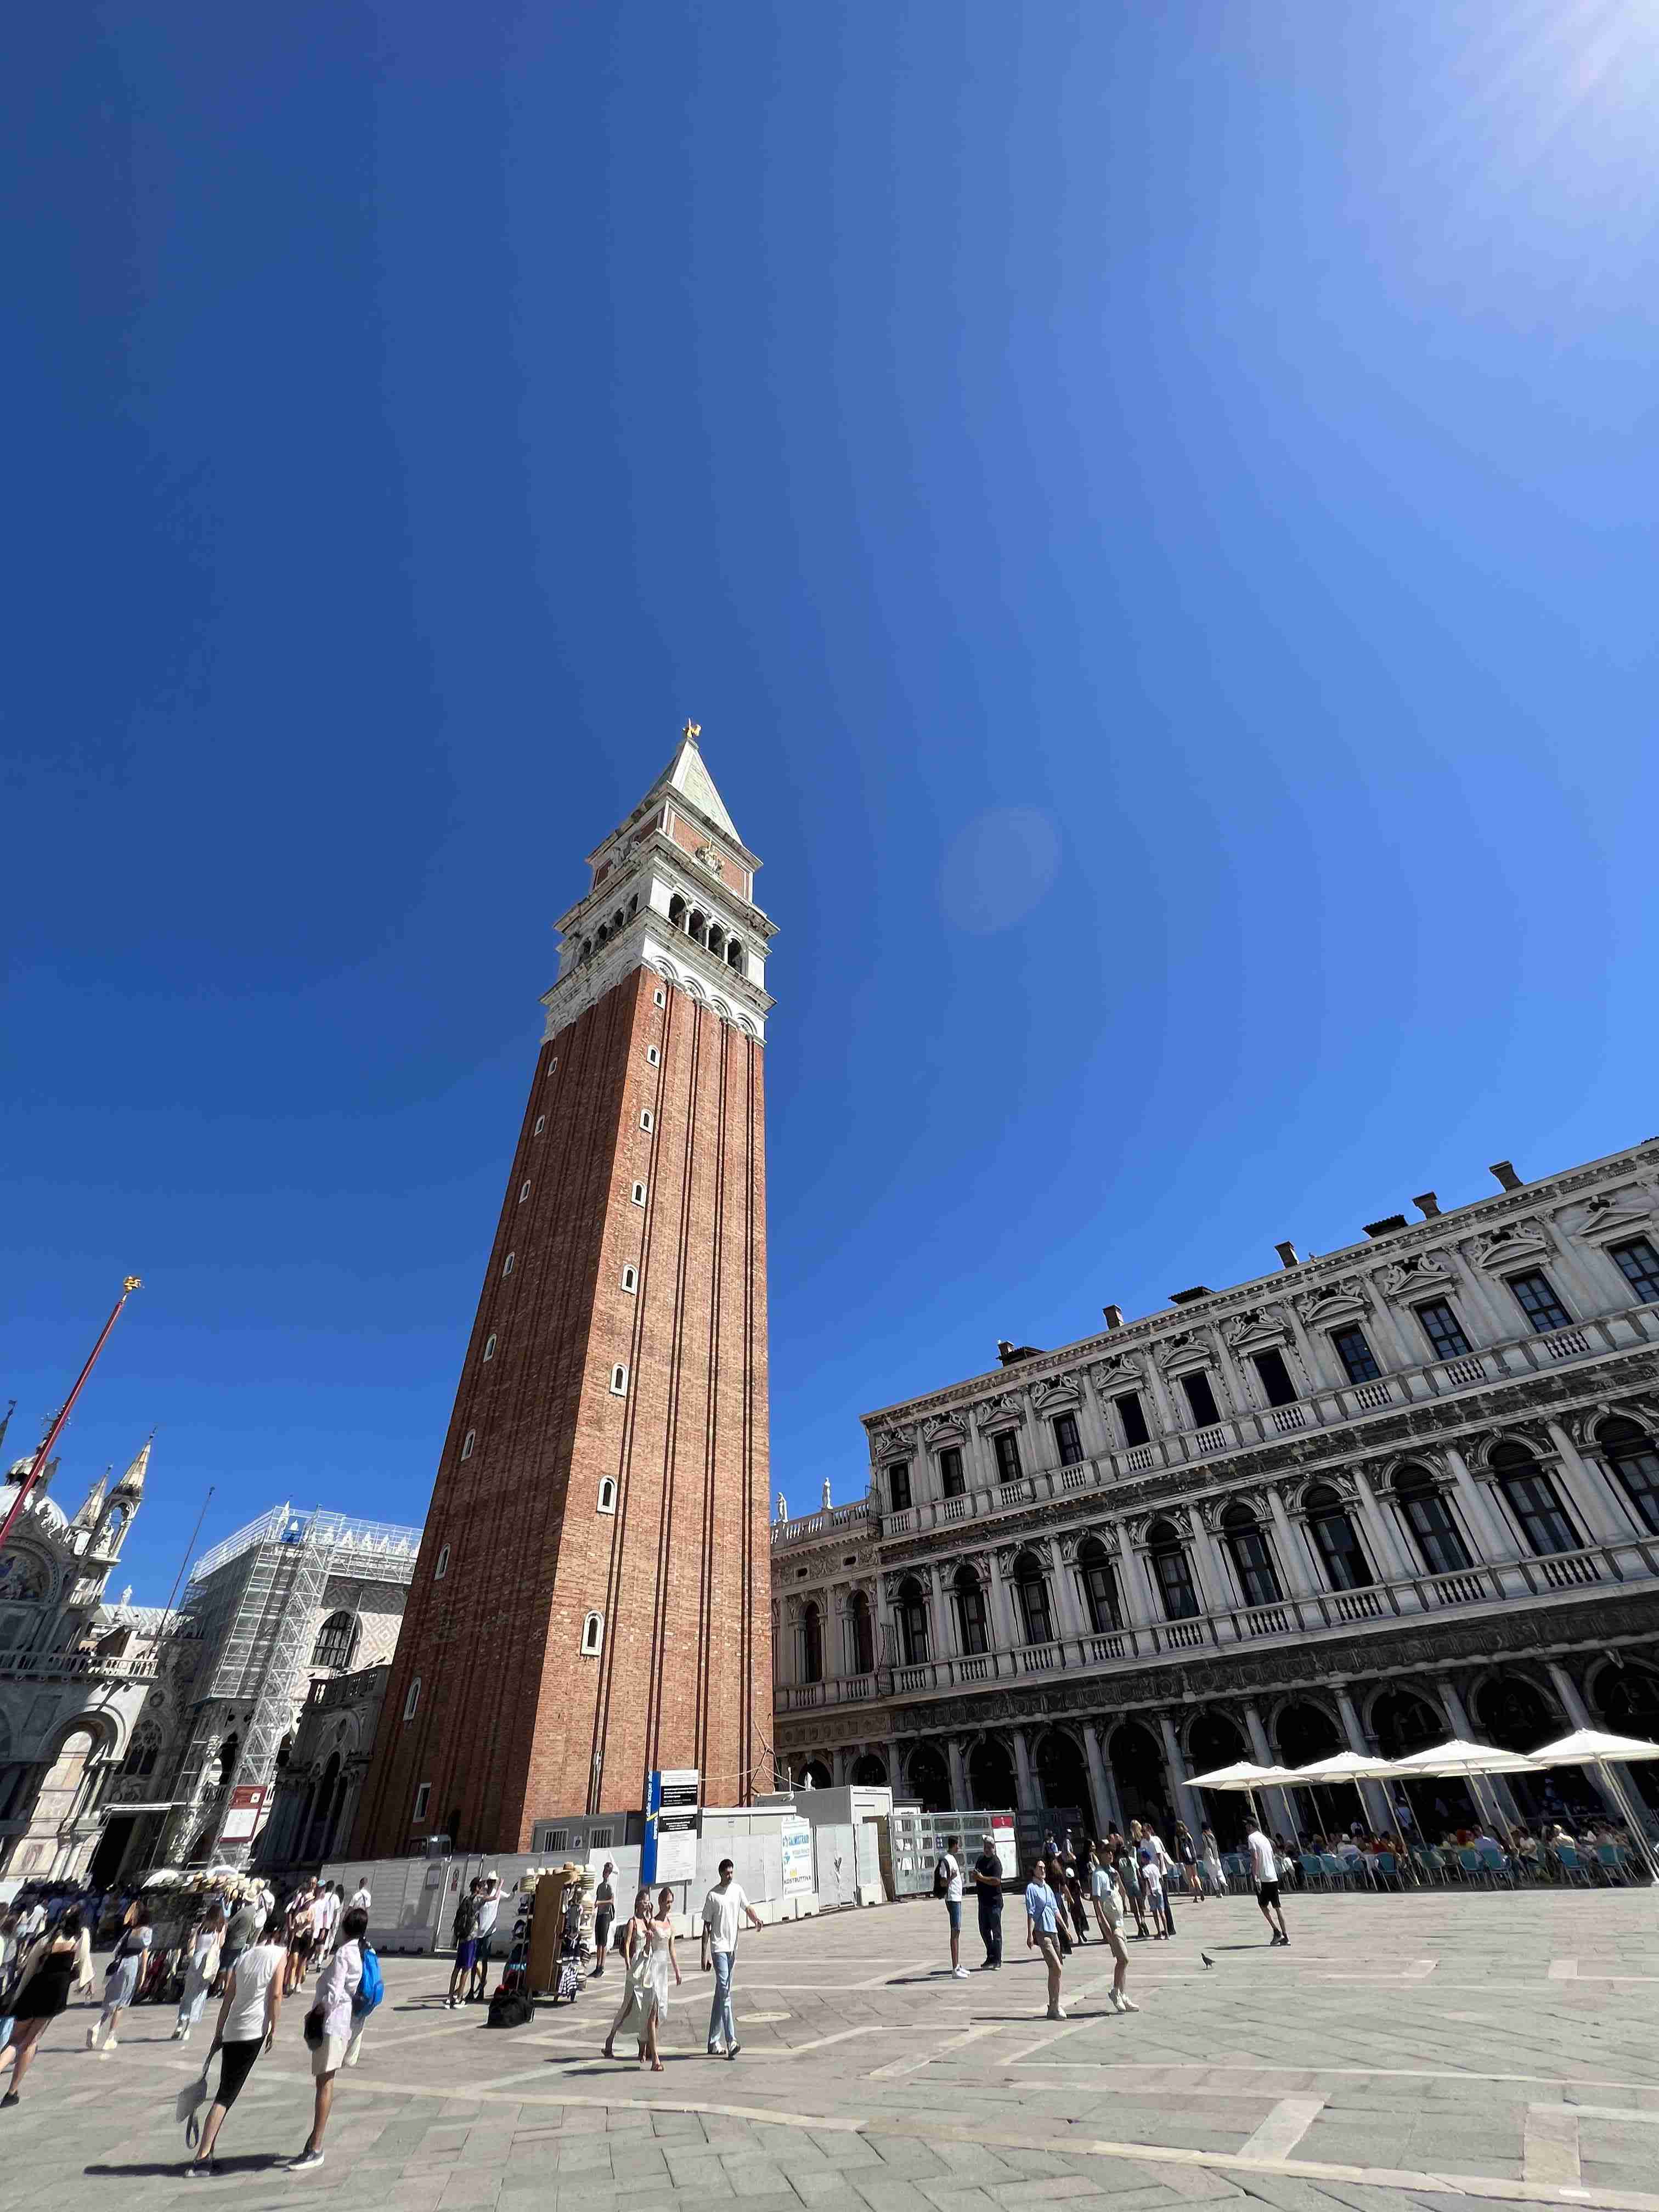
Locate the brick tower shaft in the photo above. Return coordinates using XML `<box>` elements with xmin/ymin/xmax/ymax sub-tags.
<box><xmin>354</xmin><ymin>728</ymin><xmax>775</xmax><ymax>1854</ymax></box>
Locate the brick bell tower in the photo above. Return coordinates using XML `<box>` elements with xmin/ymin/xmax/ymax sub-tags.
<box><xmin>355</xmin><ymin>725</ymin><xmax>776</xmax><ymax>1855</ymax></box>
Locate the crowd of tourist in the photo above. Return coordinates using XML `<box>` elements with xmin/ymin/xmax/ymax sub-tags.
<box><xmin>0</xmin><ymin>1865</ymin><xmax>380</xmax><ymax>2172</ymax></box>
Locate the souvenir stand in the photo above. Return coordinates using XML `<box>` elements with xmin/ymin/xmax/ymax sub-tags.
<box><xmin>524</xmin><ymin>1862</ymin><xmax>596</xmax><ymax>2004</ymax></box>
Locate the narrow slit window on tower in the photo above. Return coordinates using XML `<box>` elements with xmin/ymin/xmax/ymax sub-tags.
<box><xmin>581</xmin><ymin>1611</ymin><xmax>604</xmax><ymax>1655</ymax></box>
<box><xmin>519</xmin><ymin>1180</ymin><xmax>531</xmax><ymax>1202</ymax></box>
<box><xmin>460</xmin><ymin>1429</ymin><xmax>476</xmax><ymax>1459</ymax></box>
<box><xmin>620</xmin><ymin>1265</ymin><xmax>638</xmax><ymax>1293</ymax></box>
<box><xmin>630</xmin><ymin>1181</ymin><xmax>646</xmax><ymax>1206</ymax></box>
<box><xmin>597</xmin><ymin>1477</ymin><xmax>617</xmax><ymax>1515</ymax></box>
<box><xmin>413</xmin><ymin>1782</ymin><xmax>431</xmax><ymax>1821</ymax></box>
<box><xmin>610</xmin><ymin>1363</ymin><xmax>629</xmax><ymax>1396</ymax></box>
<box><xmin>639</xmin><ymin>1109</ymin><xmax>653</xmax><ymax>1132</ymax></box>
<box><xmin>435</xmin><ymin>1544</ymin><xmax>449</xmax><ymax>1579</ymax></box>
<box><xmin>646</xmin><ymin>1044</ymin><xmax>660</xmax><ymax>1065</ymax></box>
<box><xmin>483</xmin><ymin>1334</ymin><xmax>496</xmax><ymax>1361</ymax></box>
<box><xmin>534</xmin><ymin>1115</ymin><xmax>546</xmax><ymax>1134</ymax></box>
<box><xmin>404</xmin><ymin>1678</ymin><xmax>421</xmax><ymax>1722</ymax></box>
<box><xmin>654</xmin><ymin>987</ymin><xmax>666</xmax><ymax>1007</ymax></box>
<box><xmin>502</xmin><ymin>1252</ymin><xmax>515</xmax><ymax>1277</ymax></box>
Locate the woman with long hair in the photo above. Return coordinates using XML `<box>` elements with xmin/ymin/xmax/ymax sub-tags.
<box><xmin>640</xmin><ymin>1887</ymin><xmax>683</xmax><ymax>2074</ymax></box>
<box><xmin>173</xmin><ymin>1906</ymin><xmax>225</xmax><ymax>2043</ymax></box>
<box><xmin>601</xmin><ymin>1889</ymin><xmax>657</xmax><ymax>2065</ymax></box>
<box><xmin>0</xmin><ymin>1909</ymin><xmax>83</xmax><ymax>2106</ymax></box>
<box><xmin>91</xmin><ymin>1903</ymin><xmax>151</xmax><ymax>2055</ymax></box>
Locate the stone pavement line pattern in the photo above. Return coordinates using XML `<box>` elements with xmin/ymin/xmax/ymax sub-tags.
<box><xmin>8</xmin><ymin>1888</ymin><xmax>1658</xmax><ymax>2212</ymax></box>
<box><xmin>1237</xmin><ymin>2095</ymin><xmax>1328</xmax><ymax>2161</ymax></box>
<box><xmin>1523</xmin><ymin>2102</ymin><xmax>1583</xmax><ymax>2185</ymax></box>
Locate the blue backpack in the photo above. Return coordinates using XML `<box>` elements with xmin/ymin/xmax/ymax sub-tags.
<box><xmin>352</xmin><ymin>1942</ymin><xmax>383</xmax><ymax>2018</ymax></box>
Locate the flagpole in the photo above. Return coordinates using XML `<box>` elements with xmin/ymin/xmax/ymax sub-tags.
<box><xmin>0</xmin><ymin>1278</ymin><xmax>143</xmax><ymax>1553</ymax></box>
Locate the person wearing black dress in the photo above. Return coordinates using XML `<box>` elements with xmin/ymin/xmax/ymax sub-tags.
<box><xmin>1</xmin><ymin>1909</ymin><xmax>83</xmax><ymax>2106</ymax></box>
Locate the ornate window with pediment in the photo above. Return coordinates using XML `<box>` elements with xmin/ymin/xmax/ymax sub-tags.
<box><xmin>1179</xmin><ymin>1372</ymin><xmax>1221</xmax><ymax>1427</ymax></box>
<box><xmin>938</xmin><ymin>1447</ymin><xmax>966</xmax><ymax>1498</ymax></box>
<box><xmin>1610</xmin><ymin>1238</ymin><xmax>1659</xmax><ymax>1305</ymax></box>
<box><xmin>1221</xmin><ymin>1502</ymin><xmax>1282</xmax><ymax>1609</ymax></box>
<box><xmin>1304</xmin><ymin>1485</ymin><xmax>1372</xmax><ymax>1591</ymax></box>
<box><xmin>885</xmin><ymin>1462</ymin><xmax>912</xmax><ymax>1512</ymax></box>
<box><xmin>1077</xmin><ymin>1537</ymin><xmax>1121</xmax><ymax>1632</ymax></box>
<box><xmin>1394</xmin><ymin>1467</ymin><xmax>1472</xmax><ymax>1576</ymax></box>
<box><xmin>1413</xmin><ymin>1300</ymin><xmax>1470</xmax><ymax>1361</ymax></box>
<box><xmin>1252</xmin><ymin>1350</ymin><xmax>1297</xmax><ymax>1408</ymax></box>
<box><xmin>1491</xmin><ymin>1442</ymin><xmax>1578</xmax><ymax>1556</ymax></box>
<box><xmin>953</xmin><ymin>1565</ymin><xmax>990</xmax><ymax>1655</ymax></box>
<box><xmin>1012</xmin><ymin>1551</ymin><xmax>1053</xmax><ymax>1644</ymax></box>
<box><xmin>847</xmin><ymin>1589</ymin><xmax>875</xmax><ymax>1674</ymax></box>
<box><xmin>992</xmin><ymin>1431</ymin><xmax>1023</xmax><ymax>1483</ymax></box>
<box><xmin>801</xmin><ymin>1601</ymin><xmax>823</xmax><ymax>1683</ymax></box>
<box><xmin>1598</xmin><ymin>1416</ymin><xmax>1659</xmax><ymax>1536</ymax></box>
<box><xmin>896</xmin><ymin>1576</ymin><xmax>929</xmax><ymax>1665</ymax></box>
<box><xmin>1331</xmin><ymin>1327</ymin><xmax>1380</xmax><ymax>1384</ymax></box>
<box><xmin>1147</xmin><ymin>1520</ymin><xmax>1200</xmax><ymax>1620</ymax></box>
<box><xmin>1506</xmin><ymin>1270</ymin><xmax>1570</xmax><ymax>1334</ymax></box>
<box><xmin>1052</xmin><ymin>1412</ymin><xmax>1083</xmax><ymax>1466</ymax></box>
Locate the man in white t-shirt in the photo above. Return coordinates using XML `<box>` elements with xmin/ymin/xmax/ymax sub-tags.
<box><xmin>467</xmin><ymin>1877</ymin><xmax>501</xmax><ymax>2001</ymax></box>
<box><xmin>348</xmin><ymin>1880</ymin><xmax>371</xmax><ymax>1914</ymax></box>
<box><xmin>1248</xmin><ymin>1825</ymin><xmax>1289</xmax><ymax>1946</ymax></box>
<box><xmin>936</xmin><ymin>1849</ymin><xmax>967</xmax><ymax>1978</ymax></box>
<box><xmin>700</xmin><ymin>1860</ymin><xmax>764</xmax><ymax>2058</ymax></box>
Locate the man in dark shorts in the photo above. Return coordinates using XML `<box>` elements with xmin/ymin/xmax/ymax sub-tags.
<box><xmin>1248</xmin><ymin>1822</ymin><xmax>1289</xmax><ymax>1945</ymax></box>
<box><xmin>445</xmin><ymin>1880</ymin><xmax>479</xmax><ymax>2009</ymax></box>
<box><xmin>591</xmin><ymin>1862</ymin><xmax>616</xmax><ymax>1978</ymax></box>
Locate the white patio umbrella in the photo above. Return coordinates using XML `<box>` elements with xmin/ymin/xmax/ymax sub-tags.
<box><xmin>1285</xmin><ymin>1750</ymin><xmax>1401</xmax><ymax>1854</ymax></box>
<box><xmin>1385</xmin><ymin>1737</ymin><xmax>1539</xmax><ymax>1836</ymax></box>
<box><xmin>1185</xmin><ymin>1759</ymin><xmax>1301</xmax><ymax>1839</ymax></box>
<box><xmin>1528</xmin><ymin>1728</ymin><xmax>1659</xmax><ymax>1882</ymax></box>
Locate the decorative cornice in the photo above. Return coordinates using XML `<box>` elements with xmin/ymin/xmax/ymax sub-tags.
<box><xmin>858</xmin><ymin>1142</ymin><xmax>1659</xmax><ymax>1432</ymax></box>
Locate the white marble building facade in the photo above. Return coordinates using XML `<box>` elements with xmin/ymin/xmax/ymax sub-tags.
<box><xmin>771</xmin><ymin>1141</ymin><xmax>1659</xmax><ymax>1841</ymax></box>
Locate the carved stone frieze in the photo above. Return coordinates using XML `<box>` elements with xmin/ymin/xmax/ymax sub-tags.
<box><xmin>1088</xmin><ymin>1352</ymin><xmax>1146</xmax><ymax>1390</ymax></box>
<box><xmin>1224</xmin><ymin>1305</ymin><xmax>1291</xmax><ymax>1351</ymax></box>
<box><xmin>1378</xmin><ymin>1251</ymin><xmax>1457</xmax><ymax>1297</ymax></box>
<box><xmin>872</xmin><ymin>1425</ymin><xmax>916</xmax><ymax>1462</ymax></box>
<box><xmin>1472</xmin><ymin>1220</ymin><xmax>1554</xmax><ymax>1273</ymax></box>
<box><xmin>974</xmin><ymin>1393</ymin><xmax>1023</xmax><ymax>1433</ymax></box>
<box><xmin>1292</xmin><ymin>1276</ymin><xmax>1370</xmax><ymax>1327</ymax></box>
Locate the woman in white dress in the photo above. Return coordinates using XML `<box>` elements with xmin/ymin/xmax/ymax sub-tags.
<box><xmin>640</xmin><ymin>1887</ymin><xmax>682</xmax><ymax>2073</ymax></box>
<box><xmin>602</xmin><ymin>1890</ymin><xmax>656</xmax><ymax>2064</ymax></box>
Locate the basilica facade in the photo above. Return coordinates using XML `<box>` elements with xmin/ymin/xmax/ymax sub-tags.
<box><xmin>771</xmin><ymin>1139</ymin><xmax>1659</xmax><ymax>1842</ymax></box>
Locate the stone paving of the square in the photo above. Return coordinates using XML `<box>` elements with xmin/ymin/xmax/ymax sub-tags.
<box><xmin>6</xmin><ymin>1887</ymin><xmax>1657</xmax><ymax>2212</ymax></box>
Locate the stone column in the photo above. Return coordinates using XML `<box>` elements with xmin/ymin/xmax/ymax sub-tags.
<box><xmin>1156</xmin><ymin>1708</ymin><xmax>1202</xmax><ymax>1835</ymax></box>
<box><xmin>1441</xmin><ymin>1442</ymin><xmax>1517</xmax><ymax>1566</ymax></box>
<box><xmin>1187</xmin><ymin>1516</ymin><xmax>1229</xmax><ymax>1615</ymax></box>
<box><xmin>931</xmin><ymin>1563</ymin><xmax>960</xmax><ymax>1659</ymax></box>
<box><xmin>1049</xmin><ymin>1550</ymin><xmax>1086</xmax><ymax>1641</ymax></box>
<box><xmin>987</xmin><ymin>1562</ymin><xmax>1018</xmax><ymax>1653</ymax></box>
<box><xmin>1544</xmin><ymin>1662</ymin><xmax>1621</xmax><ymax>1819</ymax></box>
<box><xmin>1431</xmin><ymin>1677</ymin><xmax>1521</xmax><ymax>1825</ymax></box>
<box><xmin>1265</xmin><ymin>1487</ymin><xmax>1315</xmax><ymax>1599</ymax></box>
<box><xmin>1334</xmin><ymin>1685</ymin><xmax>1393</xmax><ymax>1831</ymax></box>
<box><xmin>1543</xmin><ymin>1419</ymin><xmax>1626</xmax><ymax>1544</ymax></box>
<box><xmin>1084</xmin><ymin>1719</ymin><xmax>1125</xmax><ymax>1836</ymax></box>
<box><xmin>1011</xmin><ymin>1726</ymin><xmax>1037</xmax><ymax>1812</ymax></box>
<box><xmin>1447</xmin><ymin>1248</ymin><xmax>1511</xmax><ymax>1348</ymax></box>
<box><xmin>1242</xmin><ymin>1701</ymin><xmax>1299</xmax><ymax>1843</ymax></box>
<box><xmin>1113</xmin><ymin>1526</ymin><xmax>1155</xmax><ymax>1634</ymax></box>
<box><xmin>947</xmin><ymin>1735</ymin><xmax>969</xmax><ymax>1810</ymax></box>
<box><xmin>1351</xmin><ymin>1466</ymin><xmax>1412</xmax><ymax>1583</ymax></box>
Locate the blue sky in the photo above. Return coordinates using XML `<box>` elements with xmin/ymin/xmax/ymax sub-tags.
<box><xmin>7</xmin><ymin>3</ymin><xmax>1656</xmax><ymax>1601</ymax></box>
